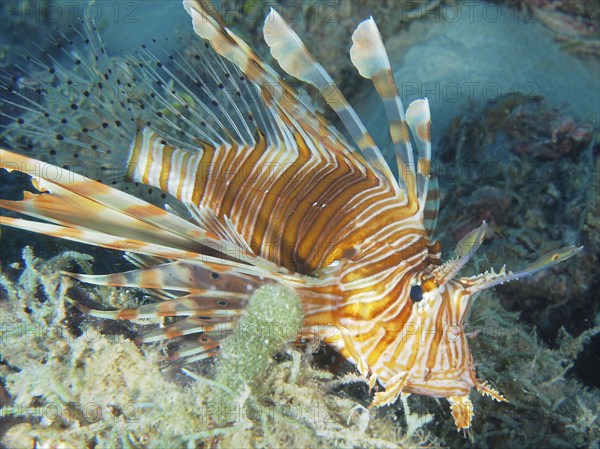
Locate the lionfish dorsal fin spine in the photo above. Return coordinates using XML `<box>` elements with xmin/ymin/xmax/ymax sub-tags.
<box><xmin>135</xmin><ymin>37</ymin><xmax>292</xmax><ymax>152</ymax></box>
<box><xmin>405</xmin><ymin>98</ymin><xmax>433</xmax><ymax>203</ymax></box>
<box><xmin>423</xmin><ymin>172</ymin><xmax>440</xmax><ymax>236</ymax></box>
<box><xmin>184</xmin><ymin>2</ymin><xmax>323</xmax><ymax>142</ymax></box>
<box><xmin>263</xmin><ymin>9</ymin><xmax>398</xmax><ymax>190</ymax></box>
<box><xmin>350</xmin><ymin>17</ymin><xmax>420</xmax><ymax>205</ymax></box>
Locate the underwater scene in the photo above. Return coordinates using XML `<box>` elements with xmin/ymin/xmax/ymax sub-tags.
<box><xmin>0</xmin><ymin>0</ymin><xmax>598</xmax><ymax>448</ymax></box>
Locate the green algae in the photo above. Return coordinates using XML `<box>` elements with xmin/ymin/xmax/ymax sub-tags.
<box><xmin>214</xmin><ymin>284</ymin><xmax>302</xmax><ymax>406</ymax></box>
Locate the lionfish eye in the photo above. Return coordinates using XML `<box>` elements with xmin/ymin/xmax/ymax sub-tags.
<box><xmin>409</xmin><ymin>284</ymin><xmax>424</xmax><ymax>303</ymax></box>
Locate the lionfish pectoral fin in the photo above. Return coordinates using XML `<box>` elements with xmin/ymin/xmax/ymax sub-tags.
<box><xmin>169</xmin><ymin>333</ymin><xmax>223</xmax><ymax>363</ymax></box>
<box><xmin>169</xmin><ymin>336</ymin><xmax>222</xmax><ymax>364</ymax></box>
<box><xmin>336</xmin><ymin>325</ymin><xmax>370</xmax><ymax>379</ymax></box>
<box><xmin>0</xmin><ymin>149</ymin><xmax>240</xmax><ymax>257</ymax></box>
<box><xmin>433</xmin><ymin>222</ymin><xmax>488</xmax><ymax>286</ymax></box>
<box><xmin>72</xmin><ymin>292</ymin><xmax>245</xmax><ymax>322</ymax></box>
<box><xmin>475</xmin><ymin>380</ymin><xmax>508</xmax><ymax>403</ymax></box>
<box><xmin>64</xmin><ymin>259</ymin><xmax>263</xmax><ymax>293</ymax></box>
<box><xmin>448</xmin><ymin>395</ymin><xmax>474</xmax><ymax>431</ymax></box>
<box><xmin>264</xmin><ymin>9</ymin><xmax>397</xmax><ymax>189</ymax></box>
<box><xmin>461</xmin><ymin>245</ymin><xmax>583</xmax><ymax>294</ymax></box>
<box><xmin>371</xmin><ymin>372</ymin><xmax>409</xmax><ymax>407</ymax></box>
<box><xmin>143</xmin><ymin>317</ymin><xmax>232</xmax><ymax>364</ymax></box>
<box><xmin>141</xmin><ymin>316</ymin><xmax>233</xmax><ymax>343</ymax></box>
<box><xmin>0</xmin><ymin>216</ymin><xmax>203</xmax><ymax>262</ymax></box>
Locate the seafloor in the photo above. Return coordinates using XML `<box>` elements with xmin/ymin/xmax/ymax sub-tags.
<box><xmin>0</xmin><ymin>1</ymin><xmax>599</xmax><ymax>448</ymax></box>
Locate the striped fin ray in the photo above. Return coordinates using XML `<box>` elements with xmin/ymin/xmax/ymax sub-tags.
<box><xmin>422</xmin><ymin>173</ymin><xmax>440</xmax><ymax>236</ymax></box>
<box><xmin>124</xmin><ymin>252</ymin><xmax>170</xmax><ymax>271</ymax></box>
<box><xmin>0</xmin><ymin>216</ymin><xmax>208</xmax><ymax>261</ymax></box>
<box><xmin>66</xmin><ymin>260</ymin><xmax>261</xmax><ymax>294</ymax></box>
<box><xmin>405</xmin><ymin>99</ymin><xmax>433</xmax><ymax>205</ymax></box>
<box><xmin>82</xmin><ymin>293</ymin><xmax>247</xmax><ymax>321</ymax></box>
<box><xmin>75</xmin><ymin>285</ymin><xmax>245</xmax><ymax>363</ymax></box>
<box><xmin>262</xmin><ymin>9</ymin><xmax>397</xmax><ymax>188</ymax></box>
<box><xmin>433</xmin><ymin>222</ymin><xmax>488</xmax><ymax>286</ymax></box>
<box><xmin>181</xmin><ymin>0</ymin><xmax>366</xmax><ymax>167</ymax></box>
<box><xmin>70</xmin><ymin>263</ymin><xmax>251</xmax><ymax>360</ymax></box>
<box><xmin>182</xmin><ymin>1</ymin><xmax>309</xmax><ymax>137</ymax></box>
<box><xmin>349</xmin><ymin>17</ymin><xmax>417</xmax><ymax>204</ymax></box>
<box><xmin>141</xmin><ymin>318</ymin><xmax>234</xmax><ymax>345</ymax></box>
<box><xmin>186</xmin><ymin>203</ymin><xmax>254</xmax><ymax>253</ymax></box>
<box><xmin>146</xmin><ymin>318</ymin><xmax>236</xmax><ymax>363</ymax></box>
<box><xmin>0</xmin><ymin>149</ymin><xmax>226</xmax><ymax>253</ymax></box>
<box><xmin>0</xmin><ymin>215</ymin><xmax>285</xmax><ymax>282</ymax></box>
<box><xmin>123</xmin><ymin>253</ymin><xmax>177</xmax><ymax>300</ymax></box>
<box><xmin>173</xmin><ymin>344</ymin><xmax>221</xmax><ymax>363</ymax></box>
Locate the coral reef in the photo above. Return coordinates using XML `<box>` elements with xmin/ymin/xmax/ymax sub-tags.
<box><xmin>437</xmin><ymin>94</ymin><xmax>598</xmax><ymax>346</ymax></box>
<box><xmin>515</xmin><ymin>0</ymin><xmax>600</xmax><ymax>56</ymax></box>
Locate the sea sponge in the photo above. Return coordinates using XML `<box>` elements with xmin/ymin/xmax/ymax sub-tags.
<box><xmin>217</xmin><ymin>284</ymin><xmax>302</xmax><ymax>389</ymax></box>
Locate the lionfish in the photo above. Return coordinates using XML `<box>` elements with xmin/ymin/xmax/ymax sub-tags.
<box><xmin>0</xmin><ymin>0</ymin><xmax>582</xmax><ymax>430</ymax></box>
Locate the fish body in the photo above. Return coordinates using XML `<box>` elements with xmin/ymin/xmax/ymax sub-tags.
<box><xmin>0</xmin><ymin>0</ymin><xmax>582</xmax><ymax>431</ymax></box>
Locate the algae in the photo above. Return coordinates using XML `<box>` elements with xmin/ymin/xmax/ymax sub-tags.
<box><xmin>213</xmin><ymin>284</ymin><xmax>302</xmax><ymax>408</ymax></box>
<box><xmin>0</xmin><ymin>249</ymin><xmax>438</xmax><ymax>448</ymax></box>
<box><xmin>1</xmin><ymin>248</ymin><xmax>598</xmax><ymax>448</ymax></box>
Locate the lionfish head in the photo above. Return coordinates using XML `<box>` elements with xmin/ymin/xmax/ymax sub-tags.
<box><xmin>373</xmin><ymin>223</ymin><xmax>581</xmax><ymax>429</ymax></box>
